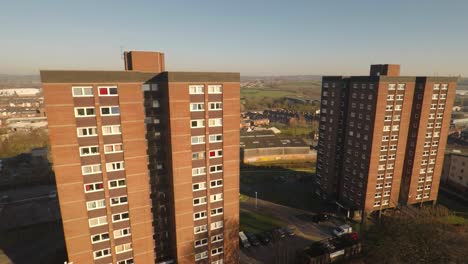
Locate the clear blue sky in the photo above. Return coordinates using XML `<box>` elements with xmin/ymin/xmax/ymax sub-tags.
<box><xmin>1</xmin><ymin>0</ymin><xmax>467</xmax><ymax>76</ymax></box>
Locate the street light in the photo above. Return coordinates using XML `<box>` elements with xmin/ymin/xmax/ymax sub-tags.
<box><xmin>255</xmin><ymin>192</ymin><xmax>258</xmax><ymax>209</ymax></box>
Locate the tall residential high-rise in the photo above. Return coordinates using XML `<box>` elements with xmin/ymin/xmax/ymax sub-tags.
<box><xmin>316</xmin><ymin>64</ymin><xmax>457</xmax><ymax>215</ymax></box>
<box><xmin>41</xmin><ymin>51</ymin><xmax>240</xmax><ymax>264</ymax></box>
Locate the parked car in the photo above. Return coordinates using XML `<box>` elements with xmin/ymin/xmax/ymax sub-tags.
<box><xmin>285</xmin><ymin>226</ymin><xmax>295</xmax><ymax>236</ymax></box>
<box><xmin>246</xmin><ymin>233</ymin><xmax>260</xmax><ymax>246</ymax></box>
<box><xmin>312</xmin><ymin>213</ymin><xmax>330</xmax><ymax>223</ymax></box>
<box><xmin>333</xmin><ymin>224</ymin><xmax>353</xmax><ymax>237</ymax></box>
<box><xmin>274</xmin><ymin>228</ymin><xmax>286</xmax><ymax>239</ymax></box>
<box><xmin>239</xmin><ymin>231</ymin><xmax>251</xmax><ymax>248</ymax></box>
<box><xmin>257</xmin><ymin>232</ymin><xmax>271</xmax><ymax>244</ymax></box>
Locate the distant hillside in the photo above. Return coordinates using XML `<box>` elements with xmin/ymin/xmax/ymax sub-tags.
<box><xmin>0</xmin><ymin>74</ymin><xmax>40</xmax><ymax>89</ymax></box>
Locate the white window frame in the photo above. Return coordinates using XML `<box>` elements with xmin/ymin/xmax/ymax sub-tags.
<box><xmin>74</xmin><ymin>107</ymin><xmax>95</xmax><ymax>117</ymax></box>
<box><xmin>195</xmin><ymin>251</ymin><xmax>208</xmax><ymax>261</ymax></box>
<box><xmin>192</xmin><ymin>167</ymin><xmax>206</xmax><ymax>176</ymax></box>
<box><xmin>106</xmin><ymin>161</ymin><xmax>125</xmax><ymax>172</ymax></box>
<box><xmin>112</xmin><ymin>212</ymin><xmax>129</xmax><ymax>223</ymax></box>
<box><xmin>210</xmin><ymin>165</ymin><xmax>223</xmax><ymax>173</ymax></box>
<box><xmin>210</xmin><ymin>179</ymin><xmax>223</xmax><ymax>188</ymax></box>
<box><xmin>191</xmin><ymin>119</ymin><xmax>205</xmax><ymax>128</ymax></box>
<box><xmin>210</xmin><ymin>220</ymin><xmax>223</xmax><ymax>230</ymax></box>
<box><xmin>84</xmin><ymin>182</ymin><xmax>104</xmax><ymax>193</ymax></box>
<box><xmin>209</xmin><ymin>134</ymin><xmax>223</xmax><ymax>143</ymax></box>
<box><xmin>102</xmin><ymin>125</ymin><xmax>121</xmax><ymax>135</ymax></box>
<box><xmin>191</xmin><ymin>135</ymin><xmax>206</xmax><ymax>145</ymax></box>
<box><xmin>108</xmin><ymin>179</ymin><xmax>126</xmax><ymax>189</ymax></box>
<box><xmin>193</xmin><ymin>182</ymin><xmax>207</xmax><ymax>191</ymax></box>
<box><xmin>91</xmin><ymin>232</ymin><xmax>110</xmax><ymax>244</ymax></box>
<box><xmin>98</xmin><ymin>86</ymin><xmax>118</xmax><ymax>96</ymax></box>
<box><xmin>208</xmin><ymin>85</ymin><xmax>222</xmax><ymax>94</ymax></box>
<box><xmin>79</xmin><ymin>145</ymin><xmax>99</xmax><ymax>156</ymax></box>
<box><xmin>86</xmin><ymin>199</ymin><xmax>106</xmax><ymax>211</ymax></box>
<box><xmin>115</xmin><ymin>243</ymin><xmax>132</xmax><ymax>254</ymax></box>
<box><xmin>192</xmin><ymin>151</ymin><xmax>205</xmax><ymax>160</ymax></box>
<box><xmin>194</xmin><ymin>211</ymin><xmax>207</xmax><ymax>220</ymax></box>
<box><xmin>100</xmin><ymin>106</ymin><xmax>120</xmax><ymax>116</ymax></box>
<box><xmin>113</xmin><ymin>227</ymin><xmax>131</xmax><ymax>239</ymax></box>
<box><xmin>211</xmin><ymin>207</ymin><xmax>223</xmax><ymax>216</ymax></box>
<box><xmin>72</xmin><ymin>86</ymin><xmax>93</xmax><ymax>97</ymax></box>
<box><xmin>209</xmin><ymin>102</ymin><xmax>222</xmax><ymax>111</ymax></box>
<box><xmin>193</xmin><ymin>196</ymin><xmax>207</xmax><ymax>206</ymax></box>
<box><xmin>210</xmin><ymin>193</ymin><xmax>223</xmax><ymax>202</ymax></box>
<box><xmin>93</xmin><ymin>248</ymin><xmax>111</xmax><ymax>260</ymax></box>
<box><xmin>209</xmin><ymin>118</ymin><xmax>223</xmax><ymax>127</ymax></box>
<box><xmin>211</xmin><ymin>234</ymin><xmax>223</xmax><ymax>243</ymax></box>
<box><xmin>77</xmin><ymin>127</ymin><xmax>98</xmax><ymax>137</ymax></box>
<box><xmin>104</xmin><ymin>143</ymin><xmax>123</xmax><ymax>154</ymax></box>
<box><xmin>82</xmin><ymin>164</ymin><xmax>102</xmax><ymax>175</ymax></box>
<box><xmin>209</xmin><ymin>149</ymin><xmax>223</xmax><ymax>158</ymax></box>
<box><xmin>190</xmin><ymin>103</ymin><xmax>205</xmax><ymax>112</ymax></box>
<box><xmin>89</xmin><ymin>216</ymin><xmax>108</xmax><ymax>227</ymax></box>
<box><xmin>110</xmin><ymin>195</ymin><xmax>128</xmax><ymax>207</ymax></box>
<box><xmin>189</xmin><ymin>85</ymin><xmax>204</xmax><ymax>94</ymax></box>
<box><xmin>211</xmin><ymin>247</ymin><xmax>223</xmax><ymax>256</ymax></box>
<box><xmin>195</xmin><ymin>238</ymin><xmax>208</xmax><ymax>248</ymax></box>
<box><xmin>194</xmin><ymin>224</ymin><xmax>208</xmax><ymax>234</ymax></box>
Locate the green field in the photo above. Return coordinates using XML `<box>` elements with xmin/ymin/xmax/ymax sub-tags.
<box><xmin>241</xmin><ymin>88</ymin><xmax>297</xmax><ymax>98</ymax></box>
<box><xmin>240</xmin><ymin>210</ymin><xmax>285</xmax><ymax>234</ymax></box>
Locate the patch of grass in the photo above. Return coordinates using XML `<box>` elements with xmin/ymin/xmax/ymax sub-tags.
<box><xmin>240</xmin><ymin>88</ymin><xmax>297</xmax><ymax>98</ymax></box>
<box><xmin>239</xmin><ymin>194</ymin><xmax>250</xmax><ymax>202</ymax></box>
<box><xmin>441</xmin><ymin>215</ymin><xmax>468</xmax><ymax>225</ymax></box>
<box><xmin>240</xmin><ymin>210</ymin><xmax>285</xmax><ymax>234</ymax></box>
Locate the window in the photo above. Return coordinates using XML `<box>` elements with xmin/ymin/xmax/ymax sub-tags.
<box><xmin>110</xmin><ymin>196</ymin><xmax>128</xmax><ymax>206</ymax></box>
<box><xmin>210</xmin><ymin>179</ymin><xmax>223</xmax><ymax>188</ymax></box>
<box><xmin>209</xmin><ymin>134</ymin><xmax>223</xmax><ymax>143</ymax></box>
<box><xmin>211</xmin><ymin>247</ymin><xmax>223</xmax><ymax>256</ymax></box>
<box><xmin>209</xmin><ymin>118</ymin><xmax>223</xmax><ymax>127</ymax></box>
<box><xmin>195</xmin><ymin>238</ymin><xmax>208</xmax><ymax>248</ymax></box>
<box><xmin>387</xmin><ymin>95</ymin><xmax>394</xmax><ymax>101</ymax></box>
<box><xmin>93</xmin><ymin>248</ymin><xmax>111</xmax><ymax>259</ymax></box>
<box><xmin>209</xmin><ymin>102</ymin><xmax>222</xmax><ymax>110</ymax></box>
<box><xmin>91</xmin><ymin>232</ymin><xmax>110</xmax><ymax>244</ymax></box>
<box><xmin>77</xmin><ymin>127</ymin><xmax>98</xmax><ymax>137</ymax></box>
<box><xmin>374</xmin><ymin>201</ymin><xmax>381</xmax><ymax>207</ymax></box>
<box><xmin>208</xmin><ymin>85</ymin><xmax>222</xmax><ymax>94</ymax></box>
<box><xmin>104</xmin><ymin>143</ymin><xmax>123</xmax><ymax>154</ymax></box>
<box><xmin>210</xmin><ymin>193</ymin><xmax>223</xmax><ymax>202</ymax></box>
<box><xmin>392</xmin><ymin>125</ymin><xmax>399</xmax><ymax>131</ymax></box>
<box><xmin>441</xmin><ymin>84</ymin><xmax>448</xmax><ymax>90</ymax></box>
<box><xmin>109</xmin><ymin>179</ymin><xmax>126</xmax><ymax>189</ymax></box>
<box><xmin>117</xmin><ymin>258</ymin><xmax>134</xmax><ymax>264</ymax></box>
<box><xmin>114</xmin><ymin>228</ymin><xmax>131</xmax><ymax>239</ymax></box>
<box><xmin>100</xmin><ymin>106</ymin><xmax>120</xmax><ymax>116</ymax></box>
<box><xmin>152</xmin><ymin>100</ymin><xmax>160</xmax><ymax>108</ymax></box>
<box><xmin>98</xmin><ymin>86</ymin><xmax>118</xmax><ymax>96</ymax></box>
<box><xmin>72</xmin><ymin>86</ymin><xmax>93</xmax><ymax>97</ymax></box>
<box><xmin>432</xmin><ymin>94</ymin><xmax>438</xmax><ymax>100</ymax></box>
<box><xmin>209</xmin><ymin>149</ymin><xmax>223</xmax><ymax>158</ymax></box>
<box><xmin>74</xmin><ymin>107</ymin><xmax>95</xmax><ymax>117</ymax></box>
<box><xmin>190</xmin><ymin>103</ymin><xmax>204</xmax><ymax>112</ymax></box>
<box><xmin>80</xmin><ymin>146</ymin><xmax>99</xmax><ymax>156</ymax></box>
<box><xmin>192</xmin><ymin>167</ymin><xmax>206</xmax><ymax>176</ymax></box>
<box><xmin>106</xmin><ymin>161</ymin><xmax>125</xmax><ymax>172</ymax></box>
<box><xmin>211</xmin><ymin>207</ymin><xmax>223</xmax><ymax>216</ymax></box>
<box><xmin>211</xmin><ymin>234</ymin><xmax>223</xmax><ymax>243</ymax></box>
<box><xmin>211</xmin><ymin>220</ymin><xmax>223</xmax><ymax>230</ymax></box>
<box><xmin>195</xmin><ymin>251</ymin><xmax>208</xmax><ymax>261</ymax></box>
<box><xmin>115</xmin><ymin>243</ymin><xmax>132</xmax><ymax>254</ymax></box>
<box><xmin>191</xmin><ymin>119</ymin><xmax>205</xmax><ymax>128</ymax></box>
<box><xmin>193</xmin><ymin>196</ymin><xmax>207</xmax><ymax>206</ymax></box>
<box><xmin>112</xmin><ymin>212</ymin><xmax>129</xmax><ymax>223</ymax></box>
<box><xmin>191</xmin><ymin>135</ymin><xmax>206</xmax><ymax>145</ymax></box>
<box><xmin>397</xmin><ymin>84</ymin><xmax>405</xmax><ymax>90</ymax></box>
<box><xmin>82</xmin><ymin>164</ymin><xmax>102</xmax><ymax>175</ymax></box>
<box><xmin>84</xmin><ymin>182</ymin><xmax>104</xmax><ymax>193</ymax></box>
<box><xmin>375</xmin><ymin>192</ymin><xmax>382</xmax><ymax>198</ymax></box>
<box><xmin>192</xmin><ymin>151</ymin><xmax>205</xmax><ymax>160</ymax></box>
<box><xmin>102</xmin><ymin>125</ymin><xmax>121</xmax><ymax>135</ymax></box>
<box><xmin>194</xmin><ymin>211</ymin><xmax>207</xmax><ymax>220</ymax></box>
<box><xmin>388</xmin><ymin>84</ymin><xmax>396</xmax><ymax>90</ymax></box>
<box><xmin>87</xmin><ymin>199</ymin><xmax>106</xmax><ymax>211</ymax></box>
<box><xmin>89</xmin><ymin>216</ymin><xmax>107</xmax><ymax>227</ymax></box>
<box><xmin>194</xmin><ymin>224</ymin><xmax>208</xmax><ymax>234</ymax></box>
<box><xmin>396</xmin><ymin>95</ymin><xmax>403</xmax><ymax>100</ymax></box>
<box><xmin>440</xmin><ymin>94</ymin><xmax>446</xmax><ymax>99</ymax></box>
<box><xmin>193</xmin><ymin>182</ymin><xmax>207</xmax><ymax>191</ymax></box>
<box><xmin>210</xmin><ymin>165</ymin><xmax>223</xmax><ymax>173</ymax></box>
<box><xmin>189</xmin><ymin>85</ymin><xmax>204</xmax><ymax>94</ymax></box>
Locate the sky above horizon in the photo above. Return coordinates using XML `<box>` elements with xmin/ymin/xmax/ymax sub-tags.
<box><xmin>1</xmin><ymin>0</ymin><xmax>468</xmax><ymax>76</ymax></box>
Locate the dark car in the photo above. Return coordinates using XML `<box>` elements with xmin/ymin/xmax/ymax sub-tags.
<box><xmin>246</xmin><ymin>233</ymin><xmax>261</xmax><ymax>246</ymax></box>
<box><xmin>257</xmin><ymin>232</ymin><xmax>271</xmax><ymax>244</ymax></box>
<box><xmin>285</xmin><ymin>227</ymin><xmax>295</xmax><ymax>236</ymax></box>
<box><xmin>312</xmin><ymin>213</ymin><xmax>330</xmax><ymax>223</ymax></box>
<box><xmin>274</xmin><ymin>228</ymin><xmax>286</xmax><ymax>239</ymax></box>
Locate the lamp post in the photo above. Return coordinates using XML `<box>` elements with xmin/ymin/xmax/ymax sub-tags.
<box><xmin>255</xmin><ymin>192</ymin><xmax>258</xmax><ymax>209</ymax></box>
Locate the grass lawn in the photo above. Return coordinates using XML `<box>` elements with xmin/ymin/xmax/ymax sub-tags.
<box><xmin>240</xmin><ymin>210</ymin><xmax>285</xmax><ymax>234</ymax></box>
<box><xmin>240</xmin><ymin>88</ymin><xmax>297</xmax><ymax>98</ymax></box>
<box><xmin>441</xmin><ymin>215</ymin><xmax>468</xmax><ymax>225</ymax></box>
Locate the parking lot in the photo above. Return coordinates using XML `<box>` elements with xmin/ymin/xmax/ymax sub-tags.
<box><xmin>239</xmin><ymin>196</ymin><xmax>346</xmax><ymax>263</ymax></box>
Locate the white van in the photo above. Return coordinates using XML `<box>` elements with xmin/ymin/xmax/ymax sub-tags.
<box><xmin>239</xmin><ymin>231</ymin><xmax>251</xmax><ymax>248</ymax></box>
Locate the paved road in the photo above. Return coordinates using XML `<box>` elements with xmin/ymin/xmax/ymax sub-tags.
<box><xmin>240</xmin><ymin>197</ymin><xmax>344</xmax><ymax>264</ymax></box>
